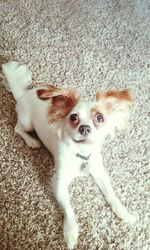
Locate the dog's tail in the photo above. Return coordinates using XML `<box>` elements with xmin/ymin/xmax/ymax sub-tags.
<box><xmin>2</xmin><ymin>61</ymin><xmax>32</xmax><ymax>101</ymax></box>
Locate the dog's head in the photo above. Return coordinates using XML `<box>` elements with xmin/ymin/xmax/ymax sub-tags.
<box><xmin>37</xmin><ymin>86</ymin><xmax>134</xmax><ymax>144</ymax></box>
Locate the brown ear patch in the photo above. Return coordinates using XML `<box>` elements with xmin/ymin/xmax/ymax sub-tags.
<box><xmin>37</xmin><ymin>89</ymin><xmax>50</xmax><ymax>100</ymax></box>
<box><xmin>96</xmin><ymin>89</ymin><xmax>134</xmax><ymax>104</ymax></box>
<box><xmin>95</xmin><ymin>89</ymin><xmax>134</xmax><ymax>131</ymax></box>
<box><xmin>37</xmin><ymin>86</ymin><xmax>80</xmax><ymax>124</ymax></box>
<box><xmin>37</xmin><ymin>85</ymin><xmax>66</xmax><ymax>100</ymax></box>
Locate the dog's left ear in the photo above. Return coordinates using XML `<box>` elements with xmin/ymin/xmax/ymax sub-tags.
<box><xmin>96</xmin><ymin>89</ymin><xmax>134</xmax><ymax>130</ymax></box>
<box><xmin>96</xmin><ymin>89</ymin><xmax>134</xmax><ymax>110</ymax></box>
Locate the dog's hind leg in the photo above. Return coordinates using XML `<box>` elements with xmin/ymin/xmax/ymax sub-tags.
<box><xmin>15</xmin><ymin>103</ymin><xmax>41</xmax><ymax>148</ymax></box>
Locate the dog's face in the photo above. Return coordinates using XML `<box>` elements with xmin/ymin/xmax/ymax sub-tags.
<box><xmin>65</xmin><ymin>101</ymin><xmax>106</xmax><ymax>144</ymax></box>
<box><xmin>37</xmin><ymin>86</ymin><xmax>134</xmax><ymax>144</ymax></box>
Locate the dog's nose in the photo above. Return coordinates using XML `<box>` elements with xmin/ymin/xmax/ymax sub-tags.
<box><xmin>79</xmin><ymin>125</ymin><xmax>92</xmax><ymax>136</ymax></box>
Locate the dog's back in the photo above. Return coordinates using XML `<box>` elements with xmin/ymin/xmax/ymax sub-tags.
<box><xmin>2</xmin><ymin>61</ymin><xmax>58</xmax><ymax>154</ymax></box>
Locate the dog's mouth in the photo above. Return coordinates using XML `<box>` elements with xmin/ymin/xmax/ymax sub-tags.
<box><xmin>73</xmin><ymin>138</ymin><xmax>93</xmax><ymax>144</ymax></box>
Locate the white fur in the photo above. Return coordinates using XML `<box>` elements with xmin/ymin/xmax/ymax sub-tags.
<box><xmin>2</xmin><ymin>61</ymin><xmax>136</xmax><ymax>249</ymax></box>
<box><xmin>2</xmin><ymin>61</ymin><xmax>32</xmax><ymax>100</ymax></box>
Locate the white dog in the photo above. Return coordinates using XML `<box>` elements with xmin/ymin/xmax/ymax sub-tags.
<box><xmin>2</xmin><ymin>61</ymin><xmax>136</xmax><ymax>249</ymax></box>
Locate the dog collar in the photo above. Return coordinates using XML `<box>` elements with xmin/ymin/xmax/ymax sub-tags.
<box><xmin>76</xmin><ymin>153</ymin><xmax>91</xmax><ymax>161</ymax></box>
<box><xmin>76</xmin><ymin>153</ymin><xmax>91</xmax><ymax>169</ymax></box>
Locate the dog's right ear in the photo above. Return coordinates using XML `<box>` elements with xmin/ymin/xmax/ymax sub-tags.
<box><xmin>37</xmin><ymin>86</ymin><xmax>80</xmax><ymax>123</ymax></box>
<box><xmin>37</xmin><ymin>86</ymin><xmax>63</xmax><ymax>100</ymax></box>
<box><xmin>37</xmin><ymin>86</ymin><xmax>80</xmax><ymax>106</ymax></box>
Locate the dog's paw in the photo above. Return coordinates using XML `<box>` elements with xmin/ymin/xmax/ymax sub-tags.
<box><xmin>25</xmin><ymin>137</ymin><xmax>41</xmax><ymax>149</ymax></box>
<box><xmin>123</xmin><ymin>214</ymin><xmax>137</xmax><ymax>225</ymax></box>
<box><xmin>63</xmin><ymin>219</ymin><xmax>79</xmax><ymax>249</ymax></box>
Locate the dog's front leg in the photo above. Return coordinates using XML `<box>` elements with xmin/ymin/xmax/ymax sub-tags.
<box><xmin>89</xmin><ymin>154</ymin><xmax>136</xmax><ymax>225</ymax></box>
<box><xmin>52</xmin><ymin>170</ymin><xmax>78</xmax><ymax>249</ymax></box>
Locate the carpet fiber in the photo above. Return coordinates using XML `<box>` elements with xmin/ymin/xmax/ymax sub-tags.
<box><xmin>0</xmin><ymin>0</ymin><xmax>150</xmax><ymax>249</ymax></box>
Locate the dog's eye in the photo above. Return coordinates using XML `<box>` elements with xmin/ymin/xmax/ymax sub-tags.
<box><xmin>95</xmin><ymin>113</ymin><xmax>104</xmax><ymax>123</ymax></box>
<box><xmin>70</xmin><ymin>113</ymin><xmax>79</xmax><ymax>123</ymax></box>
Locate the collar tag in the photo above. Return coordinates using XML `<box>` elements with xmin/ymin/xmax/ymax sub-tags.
<box><xmin>81</xmin><ymin>161</ymin><xmax>88</xmax><ymax>169</ymax></box>
<box><xmin>76</xmin><ymin>153</ymin><xmax>91</xmax><ymax>171</ymax></box>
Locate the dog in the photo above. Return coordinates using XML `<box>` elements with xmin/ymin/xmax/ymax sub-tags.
<box><xmin>2</xmin><ymin>61</ymin><xmax>136</xmax><ymax>249</ymax></box>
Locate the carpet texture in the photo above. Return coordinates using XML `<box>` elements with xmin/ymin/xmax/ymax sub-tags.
<box><xmin>0</xmin><ymin>0</ymin><xmax>150</xmax><ymax>249</ymax></box>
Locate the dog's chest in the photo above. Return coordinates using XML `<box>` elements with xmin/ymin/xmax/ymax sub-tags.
<box><xmin>80</xmin><ymin>161</ymin><xmax>90</xmax><ymax>176</ymax></box>
<box><xmin>74</xmin><ymin>155</ymin><xmax>91</xmax><ymax>177</ymax></box>
<box><xmin>58</xmin><ymin>141</ymin><xmax>94</xmax><ymax>177</ymax></box>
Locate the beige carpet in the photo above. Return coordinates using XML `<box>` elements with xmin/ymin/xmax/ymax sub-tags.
<box><xmin>0</xmin><ymin>0</ymin><xmax>150</xmax><ymax>249</ymax></box>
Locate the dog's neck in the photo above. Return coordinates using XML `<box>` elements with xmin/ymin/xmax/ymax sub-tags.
<box><xmin>76</xmin><ymin>152</ymin><xmax>91</xmax><ymax>161</ymax></box>
<box><xmin>56</xmin><ymin>126</ymin><xmax>104</xmax><ymax>158</ymax></box>
<box><xmin>64</xmin><ymin>136</ymin><xmax>100</xmax><ymax>158</ymax></box>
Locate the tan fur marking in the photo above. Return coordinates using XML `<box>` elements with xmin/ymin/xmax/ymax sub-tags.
<box><xmin>96</xmin><ymin>89</ymin><xmax>134</xmax><ymax>103</ymax></box>
<box><xmin>37</xmin><ymin>86</ymin><xmax>80</xmax><ymax>124</ymax></box>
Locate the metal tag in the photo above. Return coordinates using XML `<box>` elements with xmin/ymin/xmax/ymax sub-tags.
<box><xmin>81</xmin><ymin>161</ymin><xmax>88</xmax><ymax>169</ymax></box>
